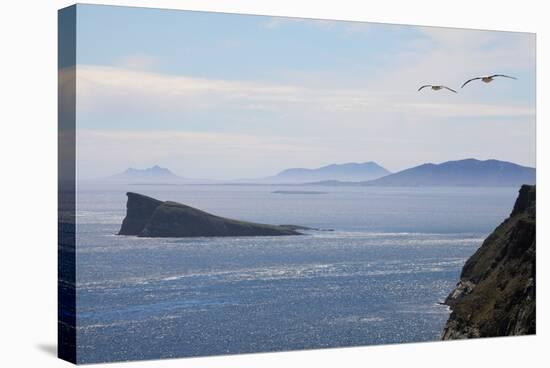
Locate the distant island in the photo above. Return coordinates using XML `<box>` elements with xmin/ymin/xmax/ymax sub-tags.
<box><xmin>104</xmin><ymin>162</ymin><xmax>391</xmax><ymax>185</ymax></box>
<box><xmin>118</xmin><ymin>192</ymin><xmax>306</xmax><ymax>237</ymax></box>
<box><xmin>309</xmin><ymin>159</ymin><xmax>535</xmax><ymax>187</ymax></box>
<box><xmin>251</xmin><ymin>162</ymin><xmax>390</xmax><ymax>183</ymax></box>
<box><xmin>107</xmin><ymin>165</ymin><xmax>183</xmax><ymax>182</ymax></box>
<box><xmin>102</xmin><ymin>165</ymin><xmax>215</xmax><ymax>184</ymax></box>
<box><xmin>102</xmin><ymin>159</ymin><xmax>535</xmax><ymax>187</ymax></box>
<box><xmin>442</xmin><ymin>185</ymin><xmax>535</xmax><ymax>339</ymax></box>
<box><xmin>363</xmin><ymin>159</ymin><xmax>535</xmax><ymax>187</ymax></box>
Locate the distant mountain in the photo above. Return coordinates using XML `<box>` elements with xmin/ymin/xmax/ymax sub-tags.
<box><xmin>362</xmin><ymin>159</ymin><xmax>535</xmax><ymax>187</ymax></box>
<box><xmin>259</xmin><ymin>162</ymin><xmax>390</xmax><ymax>183</ymax></box>
<box><xmin>106</xmin><ymin>165</ymin><xmax>184</xmax><ymax>183</ymax></box>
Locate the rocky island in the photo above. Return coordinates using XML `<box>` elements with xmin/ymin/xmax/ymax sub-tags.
<box><xmin>442</xmin><ymin>185</ymin><xmax>536</xmax><ymax>339</ymax></box>
<box><xmin>118</xmin><ymin>192</ymin><xmax>304</xmax><ymax>237</ymax></box>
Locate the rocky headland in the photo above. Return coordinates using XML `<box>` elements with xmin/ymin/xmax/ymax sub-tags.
<box><xmin>442</xmin><ymin>185</ymin><xmax>536</xmax><ymax>339</ymax></box>
<box><xmin>118</xmin><ymin>192</ymin><xmax>304</xmax><ymax>237</ymax></box>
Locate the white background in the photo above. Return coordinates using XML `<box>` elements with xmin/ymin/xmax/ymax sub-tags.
<box><xmin>0</xmin><ymin>0</ymin><xmax>547</xmax><ymax>366</ymax></box>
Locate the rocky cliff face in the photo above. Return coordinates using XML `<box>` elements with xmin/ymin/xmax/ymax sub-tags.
<box><xmin>119</xmin><ymin>192</ymin><xmax>163</xmax><ymax>235</ymax></box>
<box><xmin>118</xmin><ymin>192</ymin><xmax>302</xmax><ymax>237</ymax></box>
<box><xmin>442</xmin><ymin>185</ymin><xmax>536</xmax><ymax>339</ymax></box>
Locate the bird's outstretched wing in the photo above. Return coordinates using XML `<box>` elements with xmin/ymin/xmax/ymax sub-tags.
<box><xmin>442</xmin><ymin>86</ymin><xmax>457</xmax><ymax>93</ymax></box>
<box><xmin>461</xmin><ymin>77</ymin><xmax>481</xmax><ymax>88</ymax></box>
<box><xmin>490</xmin><ymin>74</ymin><xmax>517</xmax><ymax>80</ymax></box>
<box><xmin>418</xmin><ymin>85</ymin><xmax>431</xmax><ymax>91</ymax></box>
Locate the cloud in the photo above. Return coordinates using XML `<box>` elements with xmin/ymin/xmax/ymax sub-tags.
<box><xmin>113</xmin><ymin>53</ymin><xmax>158</xmax><ymax>71</ymax></box>
<box><xmin>417</xmin><ymin>26</ymin><xmax>498</xmax><ymax>48</ymax></box>
<box><xmin>263</xmin><ymin>15</ymin><xmax>375</xmax><ymax>35</ymax></box>
<box><xmin>74</xmin><ymin>26</ymin><xmax>535</xmax><ymax>179</ymax></box>
<box><xmin>371</xmin><ymin>26</ymin><xmax>536</xmax><ymax>93</ymax></box>
<box><xmin>76</xmin><ymin>129</ymin><xmax>330</xmax><ymax>179</ymax></box>
<box><xmin>401</xmin><ymin>101</ymin><xmax>533</xmax><ymax>118</ymax></box>
<box><xmin>77</xmin><ymin>117</ymin><xmax>535</xmax><ymax>181</ymax></box>
<box><xmin>76</xmin><ymin>64</ymin><xmax>534</xmax><ymax>120</ymax></box>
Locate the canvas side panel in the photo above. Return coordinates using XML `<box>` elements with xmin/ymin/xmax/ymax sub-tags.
<box><xmin>58</xmin><ymin>4</ymin><xmax>77</xmax><ymax>364</ymax></box>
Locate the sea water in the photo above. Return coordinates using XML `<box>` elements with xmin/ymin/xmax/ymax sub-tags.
<box><xmin>74</xmin><ymin>184</ymin><xmax>519</xmax><ymax>363</ymax></box>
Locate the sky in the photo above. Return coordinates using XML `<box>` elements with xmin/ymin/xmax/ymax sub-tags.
<box><xmin>71</xmin><ymin>4</ymin><xmax>536</xmax><ymax>180</ymax></box>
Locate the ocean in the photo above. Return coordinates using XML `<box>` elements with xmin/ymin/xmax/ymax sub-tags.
<box><xmin>74</xmin><ymin>184</ymin><xmax>519</xmax><ymax>363</ymax></box>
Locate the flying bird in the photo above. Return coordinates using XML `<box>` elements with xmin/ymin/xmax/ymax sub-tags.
<box><xmin>461</xmin><ymin>74</ymin><xmax>517</xmax><ymax>88</ymax></box>
<box><xmin>418</xmin><ymin>85</ymin><xmax>457</xmax><ymax>93</ymax></box>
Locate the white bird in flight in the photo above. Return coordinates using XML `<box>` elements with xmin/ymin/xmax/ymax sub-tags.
<box><xmin>418</xmin><ymin>85</ymin><xmax>457</xmax><ymax>93</ymax></box>
<box><xmin>461</xmin><ymin>74</ymin><xmax>517</xmax><ymax>88</ymax></box>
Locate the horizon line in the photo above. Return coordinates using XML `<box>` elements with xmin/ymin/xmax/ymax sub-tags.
<box><xmin>85</xmin><ymin>157</ymin><xmax>536</xmax><ymax>182</ymax></box>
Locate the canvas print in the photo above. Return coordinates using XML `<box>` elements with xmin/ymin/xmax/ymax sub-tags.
<box><xmin>58</xmin><ymin>4</ymin><xmax>536</xmax><ymax>364</ymax></box>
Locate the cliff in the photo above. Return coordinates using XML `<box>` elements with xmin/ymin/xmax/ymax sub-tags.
<box><xmin>442</xmin><ymin>185</ymin><xmax>536</xmax><ymax>339</ymax></box>
<box><xmin>118</xmin><ymin>192</ymin><xmax>303</xmax><ymax>237</ymax></box>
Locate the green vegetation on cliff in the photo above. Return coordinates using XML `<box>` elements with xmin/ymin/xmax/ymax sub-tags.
<box><xmin>442</xmin><ymin>185</ymin><xmax>536</xmax><ymax>339</ymax></box>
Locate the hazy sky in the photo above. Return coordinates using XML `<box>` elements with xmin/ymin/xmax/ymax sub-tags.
<box><xmin>73</xmin><ymin>4</ymin><xmax>536</xmax><ymax>180</ymax></box>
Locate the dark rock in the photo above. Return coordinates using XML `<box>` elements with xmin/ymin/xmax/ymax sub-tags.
<box><xmin>118</xmin><ymin>192</ymin><xmax>303</xmax><ymax>238</ymax></box>
<box><xmin>442</xmin><ymin>185</ymin><xmax>536</xmax><ymax>339</ymax></box>
<box><xmin>118</xmin><ymin>193</ymin><xmax>163</xmax><ymax>235</ymax></box>
<box><xmin>511</xmin><ymin>184</ymin><xmax>536</xmax><ymax>216</ymax></box>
